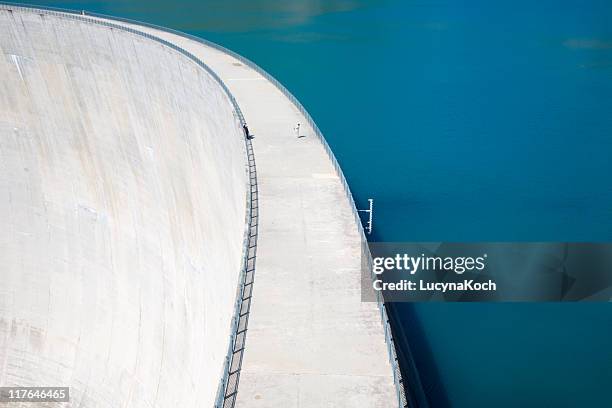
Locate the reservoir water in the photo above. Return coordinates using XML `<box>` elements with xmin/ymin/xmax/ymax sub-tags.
<box><xmin>17</xmin><ymin>0</ymin><xmax>612</xmax><ymax>406</ymax></box>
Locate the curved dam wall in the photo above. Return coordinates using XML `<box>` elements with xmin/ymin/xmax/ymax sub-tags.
<box><xmin>0</xmin><ymin>8</ymin><xmax>247</xmax><ymax>408</ymax></box>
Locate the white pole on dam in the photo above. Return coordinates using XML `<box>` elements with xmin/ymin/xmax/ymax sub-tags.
<box><xmin>358</xmin><ymin>198</ymin><xmax>374</xmax><ymax>235</ymax></box>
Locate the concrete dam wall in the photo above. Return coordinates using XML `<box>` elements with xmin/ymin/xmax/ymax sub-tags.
<box><xmin>0</xmin><ymin>4</ymin><xmax>403</xmax><ymax>408</ymax></box>
<box><xmin>0</xmin><ymin>8</ymin><xmax>248</xmax><ymax>407</ymax></box>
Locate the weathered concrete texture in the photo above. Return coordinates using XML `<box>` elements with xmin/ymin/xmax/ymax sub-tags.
<box><xmin>0</xmin><ymin>9</ymin><xmax>247</xmax><ymax>408</ymax></box>
<box><xmin>105</xmin><ymin>19</ymin><xmax>399</xmax><ymax>408</ymax></box>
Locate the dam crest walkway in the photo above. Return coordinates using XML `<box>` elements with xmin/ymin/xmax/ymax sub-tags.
<box><xmin>1</xmin><ymin>4</ymin><xmax>401</xmax><ymax>407</ymax></box>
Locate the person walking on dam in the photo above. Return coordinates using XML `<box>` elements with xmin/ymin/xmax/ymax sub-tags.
<box><xmin>243</xmin><ymin>123</ymin><xmax>253</xmax><ymax>140</ymax></box>
<box><xmin>295</xmin><ymin>122</ymin><xmax>301</xmax><ymax>138</ymax></box>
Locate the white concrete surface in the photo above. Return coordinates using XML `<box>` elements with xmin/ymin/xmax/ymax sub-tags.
<box><xmin>0</xmin><ymin>5</ymin><xmax>398</xmax><ymax>408</ymax></box>
<box><xmin>103</xmin><ymin>17</ymin><xmax>399</xmax><ymax>408</ymax></box>
<box><xmin>0</xmin><ymin>9</ymin><xmax>248</xmax><ymax>408</ymax></box>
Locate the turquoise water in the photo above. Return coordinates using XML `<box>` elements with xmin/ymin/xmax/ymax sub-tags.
<box><xmin>16</xmin><ymin>0</ymin><xmax>612</xmax><ymax>406</ymax></box>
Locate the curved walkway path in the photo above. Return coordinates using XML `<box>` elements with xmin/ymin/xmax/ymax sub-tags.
<box><xmin>2</xmin><ymin>4</ymin><xmax>400</xmax><ymax>407</ymax></box>
<box><xmin>142</xmin><ymin>29</ymin><xmax>399</xmax><ymax>407</ymax></box>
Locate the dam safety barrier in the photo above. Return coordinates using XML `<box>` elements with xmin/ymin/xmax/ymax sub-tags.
<box><xmin>0</xmin><ymin>3</ymin><xmax>407</xmax><ymax>407</ymax></box>
<box><xmin>220</xmin><ymin>136</ymin><xmax>258</xmax><ymax>408</ymax></box>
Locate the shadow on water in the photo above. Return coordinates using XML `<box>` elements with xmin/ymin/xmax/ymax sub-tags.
<box><xmin>387</xmin><ymin>302</ymin><xmax>450</xmax><ymax>408</ymax></box>
<box><xmin>31</xmin><ymin>0</ymin><xmax>382</xmax><ymax>32</ymax></box>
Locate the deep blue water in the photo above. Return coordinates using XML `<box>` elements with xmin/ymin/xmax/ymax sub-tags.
<box><xmin>15</xmin><ymin>0</ymin><xmax>612</xmax><ymax>406</ymax></box>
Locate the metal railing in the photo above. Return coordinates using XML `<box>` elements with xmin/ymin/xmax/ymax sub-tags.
<box><xmin>0</xmin><ymin>3</ymin><xmax>408</xmax><ymax>406</ymax></box>
<box><xmin>219</xmin><ymin>138</ymin><xmax>257</xmax><ymax>408</ymax></box>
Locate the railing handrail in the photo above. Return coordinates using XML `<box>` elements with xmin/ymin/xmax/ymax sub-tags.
<box><xmin>0</xmin><ymin>3</ymin><xmax>408</xmax><ymax>407</ymax></box>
